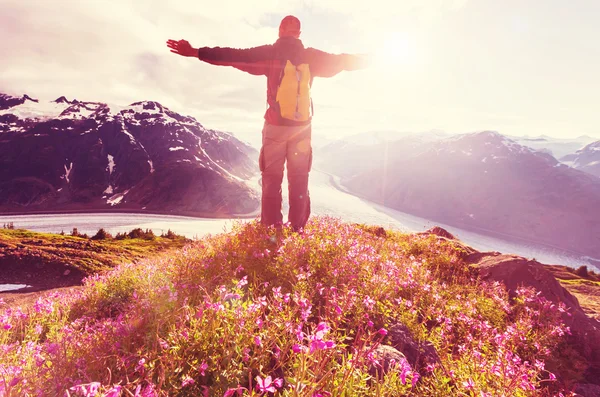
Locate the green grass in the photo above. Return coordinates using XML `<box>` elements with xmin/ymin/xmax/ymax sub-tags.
<box><xmin>0</xmin><ymin>227</ymin><xmax>189</xmax><ymax>274</ymax></box>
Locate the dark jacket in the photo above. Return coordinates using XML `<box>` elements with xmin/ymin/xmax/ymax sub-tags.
<box><xmin>197</xmin><ymin>37</ymin><xmax>368</xmax><ymax>126</ymax></box>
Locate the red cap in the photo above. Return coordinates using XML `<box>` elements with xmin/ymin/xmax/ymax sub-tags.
<box><xmin>279</xmin><ymin>15</ymin><xmax>301</xmax><ymax>38</ymax></box>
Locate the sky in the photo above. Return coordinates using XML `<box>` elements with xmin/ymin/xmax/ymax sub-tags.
<box><xmin>1</xmin><ymin>0</ymin><xmax>599</xmax><ymax>146</ymax></box>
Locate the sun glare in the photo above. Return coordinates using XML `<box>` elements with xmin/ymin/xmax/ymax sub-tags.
<box><xmin>377</xmin><ymin>32</ymin><xmax>418</xmax><ymax>67</ymax></box>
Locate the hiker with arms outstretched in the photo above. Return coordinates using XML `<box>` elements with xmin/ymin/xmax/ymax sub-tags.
<box><xmin>167</xmin><ymin>16</ymin><xmax>368</xmax><ymax>232</ymax></box>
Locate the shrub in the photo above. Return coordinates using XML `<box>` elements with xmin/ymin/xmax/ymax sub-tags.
<box><xmin>91</xmin><ymin>228</ymin><xmax>112</xmax><ymax>240</ymax></box>
<box><xmin>575</xmin><ymin>265</ymin><xmax>589</xmax><ymax>278</ymax></box>
<box><xmin>128</xmin><ymin>228</ymin><xmax>155</xmax><ymax>240</ymax></box>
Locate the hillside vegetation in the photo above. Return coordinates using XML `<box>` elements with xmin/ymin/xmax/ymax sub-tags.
<box><xmin>0</xmin><ymin>217</ymin><xmax>593</xmax><ymax>396</ymax></box>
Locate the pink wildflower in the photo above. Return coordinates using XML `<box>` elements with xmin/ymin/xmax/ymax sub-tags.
<box><xmin>462</xmin><ymin>378</ymin><xmax>475</xmax><ymax>390</ymax></box>
<box><xmin>223</xmin><ymin>386</ymin><xmax>245</xmax><ymax>397</ymax></box>
<box><xmin>199</xmin><ymin>361</ymin><xmax>208</xmax><ymax>376</ymax></box>
<box><xmin>104</xmin><ymin>385</ymin><xmax>122</xmax><ymax>397</ymax></box>
<box><xmin>104</xmin><ymin>385</ymin><xmax>121</xmax><ymax>397</ymax></box>
<box><xmin>255</xmin><ymin>376</ymin><xmax>283</xmax><ymax>394</ymax></box>
<box><xmin>135</xmin><ymin>358</ymin><xmax>146</xmax><ymax>372</ymax></box>
<box><xmin>181</xmin><ymin>376</ymin><xmax>195</xmax><ymax>388</ymax></box>
<box><xmin>236</xmin><ymin>276</ymin><xmax>248</xmax><ymax>288</ymax></box>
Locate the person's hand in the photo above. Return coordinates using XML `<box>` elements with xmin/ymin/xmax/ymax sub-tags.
<box><xmin>166</xmin><ymin>39</ymin><xmax>197</xmax><ymax>57</ymax></box>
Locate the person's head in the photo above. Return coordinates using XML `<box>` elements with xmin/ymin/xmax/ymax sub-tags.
<box><xmin>279</xmin><ymin>15</ymin><xmax>301</xmax><ymax>39</ymax></box>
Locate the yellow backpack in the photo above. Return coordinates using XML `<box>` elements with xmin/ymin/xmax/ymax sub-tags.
<box><xmin>276</xmin><ymin>60</ymin><xmax>312</xmax><ymax>122</ymax></box>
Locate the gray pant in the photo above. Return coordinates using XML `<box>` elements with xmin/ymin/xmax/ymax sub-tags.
<box><xmin>259</xmin><ymin>122</ymin><xmax>312</xmax><ymax>230</ymax></box>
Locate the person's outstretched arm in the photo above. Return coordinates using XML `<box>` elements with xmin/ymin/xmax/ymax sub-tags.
<box><xmin>307</xmin><ymin>48</ymin><xmax>370</xmax><ymax>78</ymax></box>
<box><xmin>167</xmin><ymin>39</ymin><xmax>273</xmax><ymax>76</ymax></box>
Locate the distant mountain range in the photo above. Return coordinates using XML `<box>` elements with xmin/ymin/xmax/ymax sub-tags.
<box><xmin>509</xmin><ymin>134</ymin><xmax>596</xmax><ymax>160</ymax></box>
<box><xmin>320</xmin><ymin>130</ymin><xmax>600</xmax><ymax>259</ymax></box>
<box><xmin>0</xmin><ymin>93</ymin><xmax>259</xmax><ymax>216</ymax></box>
<box><xmin>560</xmin><ymin>141</ymin><xmax>600</xmax><ymax>178</ymax></box>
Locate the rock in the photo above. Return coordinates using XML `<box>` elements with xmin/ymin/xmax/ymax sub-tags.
<box><xmin>388</xmin><ymin>323</ymin><xmax>440</xmax><ymax>371</ymax></box>
<box><xmin>422</xmin><ymin>227</ymin><xmax>456</xmax><ymax>240</ymax></box>
<box><xmin>367</xmin><ymin>345</ymin><xmax>406</xmax><ymax>379</ymax></box>
<box><xmin>576</xmin><ymin>383</ymin><xmax>600</xmax><ymax>397</ymax></box>
<box><xmin>475</xmin><ymin>254</ymin><xmax>582</xmax><ymax>311</ymax></box>
<box><xmin>469</xmin><ymin>252</ymin><xmax>600</xmax><ymax>385</ymax></box>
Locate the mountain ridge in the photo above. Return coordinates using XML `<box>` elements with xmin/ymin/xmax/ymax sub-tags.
<box><xmin>344</xmin><ymin>130</ymin><xmax>600</xmax><ymax>259</ymax></box>
<box><xmin>0</xmin><ymin>93</ymin><xmax>260</xmax><ymax>216</ymax></box>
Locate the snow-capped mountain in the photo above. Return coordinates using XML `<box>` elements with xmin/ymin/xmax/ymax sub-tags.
<box><xmin>0</xmin><ymin>93</ymin><xmax>259</xmax><ymax>216</ymax></box>
<box><xmin>345</xmin><ymin>130</ymin><xmax>600</xmax><ymax>259</ymax></box>
<box><xmin>510</xmin><ymin>134</ymin><xmax>595</xmax><ymax>160</ymax></box>
<box><xmin>560</xmin><ymin>141</ymin><xmax>600</xmax><ymax>178</ymax></box>
<box><xmin>315</xmin><ymin>130</ymin><xmax>449</xmax><ymax>180</ymax></box>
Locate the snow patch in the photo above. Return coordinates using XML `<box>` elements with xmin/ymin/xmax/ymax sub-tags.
<box><xmin>62</xmin><ymin>162</ymin><xmax>73</xmax><ymax>183</ymax></box>
<box><xmin>106</xmin><ymin>154</ymin><xmax>115</xmax><ymax>174</ymax></box>
<box><xmin>107</xmin><ymin>189</ymin><xmax>129</xmax><ymax>206</ymax></box>
<box><xmin>0</xmin><ymin>99</ymin><xmax>69</xmax><ymax>120</ymax></box>
<box><xmin>169</xmin><ymin>146</ymin><xmax>185</xmax><ymax>151</ymax></box>
<box><xmin>121</xmin><ymin>126</ymin><xmax>136</xmax><ymax>143</ymax></box>
<box><xmin>103</xmin><ymin>185</ymin><xmax>114</xmax><ymax>195</ymax></box>
<box><xmin>107</xmin><ymin>195</ymin><xmax>124</xmax><ymax>206</ymax></box>
<box><xmin>148</xmin><ymin>160</ymin><xmax>155</xmax><ymax>173</ymax></box>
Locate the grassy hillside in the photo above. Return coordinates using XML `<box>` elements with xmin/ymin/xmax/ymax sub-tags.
<box><xmin>0</xmin><ymin>218</ymin><xmax>591</xmax><ymax>396</ymax></box>
<box><xmin>0</xmin><ymin>227</ymin><xmax>189</xmax><ymax>274</ymax></box>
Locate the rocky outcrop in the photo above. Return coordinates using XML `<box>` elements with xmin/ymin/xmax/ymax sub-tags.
<box><xmin>388</xmin><ymin>323</ymin><xmax>440</xmax><ymax>371</ymax></box>
<box><xmin>467</xmin><ymin>251</ymin><xmax>600</xmax><ymax>385</ymax></box>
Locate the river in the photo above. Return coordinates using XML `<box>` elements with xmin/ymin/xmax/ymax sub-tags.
<box><xmin>1</xmin><ymin>170</ymin><xmax>598</xmax><ymax>272</ymax></box>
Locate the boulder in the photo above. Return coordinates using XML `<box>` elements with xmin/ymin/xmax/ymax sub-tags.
<box><xmin>468</xmin><ymin>252</ymin><xmax>600</xmax><ymax>385</ymax></box>
<box><xmin>366</xmin><ymin>345</ymin><xmax>406</xmax><ymax>379</ymax></box>
<box><xmin>388</xmin><ymin>323</ymin><xmax>440</xmax><ymax>371</ymax></box>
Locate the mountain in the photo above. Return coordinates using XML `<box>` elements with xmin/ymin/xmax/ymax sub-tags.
<box><xmin>560</xmin><ymin>140</ymin><xmax>600</xmax><ymax>178</ymax></box>
<box><xmin>345</xmin><ymin>131</ymin><xmax>600</xmax><ymax>259</ymax></box>
<box><xmin>315</xmin><ymin>130</ymin><xmax>449</xmax><ymax>180</ymax></box>
<box><xmin>509</xmin><ymin>134</ymin><xmax>595</xmax><ymax>160</ymax></box>
<box><xmin>0</xmin><ymin>93</ymin><xmax>259</xmax><ymax>216</ymax></box>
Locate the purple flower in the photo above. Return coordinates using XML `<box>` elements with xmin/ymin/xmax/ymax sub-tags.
<box><xmin>135</xmin><ymin>358</ymin><xmax>146</xmax><ymax>372</ymax></box>
<box><xmin>224</xmin><ymin>293</ymin><xmax>241</xmax><ymax>301</ymax></box>
<box><xmin>199</xmin><ymin>361</ymin><xmax>208</xmax><ymax>376</ymax></box>
<box><xmin>292</xmin><ymin>344</ymin><xmax>305</xmax><ymax>353</ymax></box>
<box><xmin>104</xmin><ymin>386</ymin><xmax>122</xmax><ymax>397</ymax></box>
<box><xmin>255</xmin><ymin>376</ymin><xmax>283</xmax><ymax>394</ymax></box>
<box><xmin>377</xmin><ymin>328</ymin><xmax>388</xmax><ymax>336</ymax></box>
<box><xmin>181</xmin><ymin>376</ymin><xmax>195</xmax><ymax>388</ymax></box>
<box><xmin>69</xmin><ymin>382</ymin><xmax>101</xmax><ymax>397</ymax></box>
<box><xmin>462</xmin><ymin>378</ymin><xmax>475</xmax><ymax>390</ymax></box>
<box><xmin>237</xmin><ymin>276</ymin><xmax>248</xmax><ymax>288</ymax></box>
<box><xmin>223</xmin><ymin>386</ymin><xmax>246</xmax><ymax>397</ymax></box>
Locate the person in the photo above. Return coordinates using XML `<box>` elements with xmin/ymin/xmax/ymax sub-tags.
<box><xmin>167</xmin><ymin>15</ymin><xmax>368</xmax><ymax>231</ymax></box>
